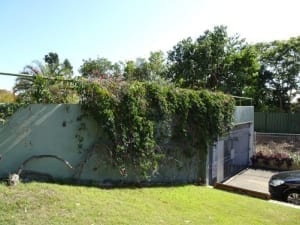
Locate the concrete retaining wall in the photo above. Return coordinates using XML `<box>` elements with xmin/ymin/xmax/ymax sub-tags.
<box><xmin>0</xmin><ymin>104</ymin><xmax>253</xmax><ymax>185</ymax></box>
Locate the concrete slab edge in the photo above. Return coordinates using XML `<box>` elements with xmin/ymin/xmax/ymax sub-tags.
<box><xmin>214</xmin><ymin>183</ymin><xmax>271</xmax><ymax>200</ymax></box>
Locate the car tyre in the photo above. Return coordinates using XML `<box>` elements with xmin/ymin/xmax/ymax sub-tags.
<box><xmin>284</xmin><ymin>190</ymin><xmax>300</xmax><ymax>205</ymax></box>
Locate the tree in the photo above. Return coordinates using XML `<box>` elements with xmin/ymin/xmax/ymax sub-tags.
<box><xmin>123</xmin><ymin>51</ymin><xmax>167</xmax><ymax>81</ymax></box>
<box><xmin>243</xmin><ymin>64</ymin><xmax>273</xmax><ymax>111</ymax></box>
<box><xmin>79</xmin><ymin>57</ymin><xmax>122</xmax><ymax>78</ymax></box>
<box><xmin>166</xmin><ymin>37</ymin><xmax>197</xmax><ymax>87</ymax></box>
<box><xmin>254</xmin><ymin>37</ymin><xmax>300</xmax><ymax>112</ymax></box>
<box><xmin>14</xmin><ymin>52</ymin><xmax>76</xmax><ymax>103</ymax></box>
<box><xmin>148</xmin><ymin>51</ymin><xmax>167</xmax><ymax>79</ymax></box>
<box><xmin>166</xmin><ymin>26</ymin><xmax>259</xmax><ymax>96</ymax></box>
<box><xmin>123</xmin><ymin>60</ymin><xmax>137</xmax><ymax>81</ymax></box>
<box><xmin>44</xmin><ymin>52</ymin><xmax>73</xmax><ymax>78</ymax></box>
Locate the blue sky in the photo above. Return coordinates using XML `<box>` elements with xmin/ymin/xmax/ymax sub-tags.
<box><xmin>1</xmin><ymin>0</ymin><xmax>299</xmax><ymax>90</ymax></box>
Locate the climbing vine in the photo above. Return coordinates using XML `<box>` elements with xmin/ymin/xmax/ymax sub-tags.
<box><xmin>0</xmin><ymin>76</ymin><xmax>235</xmax><ymax>180</ymax></box>
<box><xmin>77</xmin><ymin>80</ymin><xmax>235</xmax><ymax>179</ymax></box>
<box><xmin>0</xmin><ymin>103</ymin><xmax>24</xmax><ymax>125</ymax></box>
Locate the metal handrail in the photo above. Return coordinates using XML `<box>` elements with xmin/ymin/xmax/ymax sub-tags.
<box><xmin>0</xmin><ymin>72</ymin><xmax>75</xmax><ymax>82</ymax></box>
<box><xmin>0</xmin><ymin>72</ymin><xmax>33</xmax><ymax>78</ymax></box>
<box><xmin>232</xmin><ymin>95</ymin><xmax>253</xmax><ymax>106</ymax></box>
<box><xmin>1</xmin><ymin>71</ymin><xmax>254</xmax><ymax>105</ymax></box>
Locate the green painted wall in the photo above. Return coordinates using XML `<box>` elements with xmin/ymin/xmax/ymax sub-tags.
<box><xmin>0</xmin><ymin>104</ymin><xmax>98</xmax><ymax>180</ymax></box>
<box><xmin>0</xmin><ymin>104</ymin><xmax>253</xmax><ymax>185</ymax></box>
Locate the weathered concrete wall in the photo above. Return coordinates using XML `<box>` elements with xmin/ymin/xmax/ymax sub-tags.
<box><xmin>0</xmin><ymin>104</ymin><xmax>205</xmax><ymax>184</ymax></box>
<box><xmin>234</xmin><ymin>106</ymin><xmax>255</xmax><ymax>162</ymax></box>
<box><xmin>0</xmin><ymin>105</ymin><xmax>97</xmax><ymax>180</ymax></box>
<box><xmin>234</xmin><ymin>106</ymin><xmax>254</xmax><ymax>124</ymax></box>
<box><xmin>0</xmin><ymin>104</ymin><xmax>253</xmax><ymax>185</ymax></box>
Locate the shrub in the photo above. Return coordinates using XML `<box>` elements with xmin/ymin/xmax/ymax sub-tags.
<box><xmin>251</xmin><ymin>151</ymin><xmax>295</xmax><ymax>169</ymax></box>
<box><xmin>77</xmin><ymin>80</ymin><xmax>235</xmax><ymax>179</ymax></box>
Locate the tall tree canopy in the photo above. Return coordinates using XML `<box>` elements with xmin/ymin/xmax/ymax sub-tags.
<box><xmin>44</xmin><ymin>52</ymin><xmax>73</xmax><ymax>78</ymax></box>
<box><xmin>79</xmin><ymin>57</ymin><xmax>122</xmax><ymax>79</ymax></box>
<box><xmin>11</xmin><ymin>27</ymin><xmax>299</xmax><ymax>113</ymax></box>
<box><xmin>166</xmin><ymin>26</ymin><xmax>259</xmax><ymax>96</ymax></box>
<box><xmin>14</xmin><ymin>52</ymin><xmax>76</xmax><ymax>103</ymax></box>
<box><xmin>123</xmin><ymin>51</ymin><xmax>167</xmax><ymax>81</ymax></box>
<box><xmin>252</xmin><ymin>37</ymin><xmax>300</xmax><ymax>112</ymax></box>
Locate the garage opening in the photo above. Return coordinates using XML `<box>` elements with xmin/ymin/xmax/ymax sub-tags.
<box><xmin>208</xmin><ymin>123</ymin><xmax>252</xmax><ymax>185</ymax></box>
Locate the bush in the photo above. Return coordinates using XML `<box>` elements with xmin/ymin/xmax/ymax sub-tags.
<box><xmin>251</xmin><ymin>151</ymin><xmax>295</xmax><ymax>169</ymax></box>
<box><xmin>78</xmin><ymin>80</ymin><xmax>235</xmax><ymax>179</ymax></box>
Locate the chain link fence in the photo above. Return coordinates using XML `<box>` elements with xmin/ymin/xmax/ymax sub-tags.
<box><xmin>255</xmin><ymin>132</ymin><xmax>300</xmax><ymax>166</ymax></box>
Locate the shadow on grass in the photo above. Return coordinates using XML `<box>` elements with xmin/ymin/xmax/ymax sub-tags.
<box><xmin>1</xmin><ymin>171</ymin><xmax>204</xmax><ymax>190</ymax></box>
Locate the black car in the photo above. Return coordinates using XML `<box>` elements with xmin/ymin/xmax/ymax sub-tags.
<box><xmin>269</xmin><ymin>170</ymin><xmax>300</xmax><ymax>205</ymax></box>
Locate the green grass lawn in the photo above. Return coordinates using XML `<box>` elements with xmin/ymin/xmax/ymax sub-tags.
<box><xmin>0</xmin><ymin>182</ymin><xmax>298</xmax><ymax>225</ymax></box>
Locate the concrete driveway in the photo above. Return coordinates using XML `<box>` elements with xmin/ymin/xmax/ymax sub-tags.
<box><xmin>214</xmin><ymin>168</ymin><xmax>278</xmax><ymax>199</ymax></box>
<box><xmin>223</xmin><ymin>168</ymin><xmax>278</xmax><ymax>194</ymax></box>
<box><xmin>215</xmin><ymin>168</ymin><xmax>300</xmax><ymax>209</ymax></box>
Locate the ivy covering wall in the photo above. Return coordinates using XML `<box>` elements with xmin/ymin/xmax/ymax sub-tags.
<box><xmin>77</xmin><ymin>81</ymin><xmax>235</xmax><ymax>179</ymax></box>
<box><xmin>0</xmin><ymin>77</ymin><xmax>235</xmax><ymax>181</ymax></box>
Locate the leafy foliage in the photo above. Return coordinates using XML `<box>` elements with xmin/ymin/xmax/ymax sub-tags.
<box><xmin>78</xmin><ymin>81</ymin><xmax>235</xmax><ymax>178</ymax></box>
<box><xmin>123</xmin><ymin>51</ymin><xmax>167</xmax><ymax>81</ymax></box>
<box><xmin>166</xmin><ymin>26</ymin><xmax>259</xmax><ymax>95</ymax></box>
<box><xmin>166</xmin><ymin>26</ymin><xmax>300</xmax><ymax>113</ymax></box>
<box><xmin>252</xmin><ymin>37</ymin><xmax>300</xmax><ymax>112</ymax></box>
<box><xmin>13</xmin><ymin>52</ymin><xmax>77</xmax><ymax>103</ymax></box>
<box><xmin>0</xmin><ymin>103</ymin><xmax>23</xmax><ymax>124</ymax></box>
<box><xmin>0</xmin><ymin>89</ymin><xmax>15</xmax><ymax>103</ymax></box>
<box><xmin>79</xmin><ymin>57</ymin><xmax>123</xmax><ymax>78</ymax></box>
